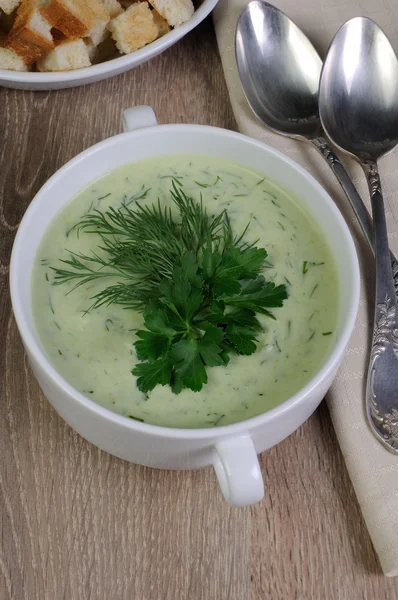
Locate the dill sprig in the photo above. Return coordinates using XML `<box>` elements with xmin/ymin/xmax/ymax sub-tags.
<box><xmin>52</xmin><ymin>182</ymin><xmax>253</xmax><ymax>311</ymax></box>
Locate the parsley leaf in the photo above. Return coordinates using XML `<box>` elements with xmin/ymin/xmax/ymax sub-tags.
<box><xmin>210</xmin><ymin>247</ymin><xmax>268</xmax><ymax>296</ymax></box>
<box><xmin>159</xmin><ymin>254</ymin><xmax>204</xmax><ymax>321</ymax></box>
<box><xmin>198</xmin><ymin>324</ymin><xmax>225</xmax><ymax>366</ymax></box>
<box><xmin>135</xmin><ymin>331</ymin><xmax>171</xmax><ymax>361</ymax></box>
<box><xmin>171</xmin><ymin>338</ymin><xmax>208</xmax><ymax>392</ymax></box>
<box><xmin>225</xmin><ymin>323</ymin><xmax>259</xmax><ymax>355</ymax></box>
<box><xmin>141</xmin><ymin>303</ymin><xmax>177</xmax><ymax>336</ymax></box>
<box><xmin>204</xmin><ymin>305</ymin><xmax>262</xmax><ymax>330</ymax></box>
<box><xmin>202</xmin><ymin>248</ymin><xmax>222</xmax><ymax>279</ymax></box>
<box><xmin>132</xmin><ymin>357</ymin><xmax>173</xmax><ymax>393</ymax></box>
<box><xmin>222</xmin><ymin>276</ymin><xmax>288</xmax><ymax>318</ymax></box>
<box><xmin>134</xmin><ymin>303</ymin><xmax>177</xmax><ymax>360</ymax></box>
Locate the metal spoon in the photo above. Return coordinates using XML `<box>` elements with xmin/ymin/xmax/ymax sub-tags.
<box><xmin>235</xmin><ymin>0</ymin><xmax>398</xmax><ymax>284</ymax></box>
<box><xmin>319</xmin><ymin>17</ymin><xmax>398</xmax><ymax>453</ymax></box>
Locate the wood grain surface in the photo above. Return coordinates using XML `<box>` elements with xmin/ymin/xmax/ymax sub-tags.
<box><xmin>1</xmin><ymin>18</ymin><xmax>398</xmax><ymax>600</ymax></box>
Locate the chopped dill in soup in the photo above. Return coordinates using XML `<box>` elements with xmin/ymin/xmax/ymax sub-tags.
<box><xmin>31</xmin><ymin>155</ymin><xmax>339</xmax><ymax>428</ymax></box>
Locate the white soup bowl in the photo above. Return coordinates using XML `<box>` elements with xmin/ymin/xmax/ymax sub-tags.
<box><xmin>10</xmin><ymin>106</ymin><xmax>360</xmax><ymax>506</ymax></box>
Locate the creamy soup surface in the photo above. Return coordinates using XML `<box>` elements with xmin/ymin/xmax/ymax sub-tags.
<box><xmin>32</xmin><ymin>155</ymin><xmax>339</xmax><ymax>428</ymax></box>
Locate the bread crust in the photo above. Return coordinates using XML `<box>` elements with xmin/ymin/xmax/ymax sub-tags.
<box><xmin>40</xmin><ymin>1</ymin><xmax>93</xmax><ymax>38</ymax></box>
<box><xmin>6</xmin><ymin>0</ymin><xmax>54</xmax><ymax>64</ymax></box>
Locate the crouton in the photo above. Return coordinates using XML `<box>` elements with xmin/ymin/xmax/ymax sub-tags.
<box><xmin>151</xmin><ymin>8</ymin><xmax>169</xmax><ymax>36</ymax></box>
<box><xmin>108</xmin><ymin>2</ymin><xmax>158</xmax><ymax>54</ymax></box>
<box><xmin>40</xmin><ymin>0</ymin><xmax>95</xmax><ymax>38</ymax></box>
<box><xmin>86</xmin><ymin>0</ymin><xmax>110</xmax><ymax>46</ymax></box>
<box><xmin>148</xmin><ymin>0</ymin><xmax>194</xmax><ymax>27</ymax></box>
<box><xmin>87</xmin><ymin>19</ymin><xmax>108</xmax><ymax>45</ymax></box>
<box><xmin>37</xmin><ymin>37</ymin><xmax>90</xmax><ymax>70</ymax></box>
<box><xmin>7</xmin><ymin>0</ymin><xmax>54</xmax><ymax>65</ymax></box>
<box><xmin>103</xmin><ymin>0</ymin><xmax>123</xmax><ymax>19</ymax></box>
<box><xmin>0</xmin><ymin>30</ymin><xmax>27</xmax><ymax>69</ymax></box>
<box><xmin>0</xmin><ymin>0</ymin><xmax>21</xmax><ymax>16</ymax></box>
<box><xmin>87</xmin><ymin>0</ymin><xmax>109</xmax><ymax>18</ymax></box>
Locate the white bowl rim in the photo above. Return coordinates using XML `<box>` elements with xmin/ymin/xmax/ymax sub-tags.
<box><xmin>10</xmin><ymin>124</ymin><xmax>360</xmax><ymax>440</ymax></box>
<box><xmin>0</xmin><ymin>0</ymin><xmax>218</xmax><ymax>84</ymax></box>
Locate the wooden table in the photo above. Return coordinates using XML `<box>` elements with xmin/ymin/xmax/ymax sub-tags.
<box><xmin>1</xmin><ymin>18</ymin><xmax>398</xmax><ymax>600</ymax></box>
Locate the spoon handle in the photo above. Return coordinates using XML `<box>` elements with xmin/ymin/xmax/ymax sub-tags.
<box><xmin>363</xmin><ymin>160</ymin><xmax>398</xmax><ymax>453</ymax></box>
<box><xmin>313</xmin><ymin>139</ymin><xmax>398</xmax><ymax>450</ymax></box>
<box><xmin>311</xmin><ymin>138</ymin><xmax>398</xmax><ymax>296</ymax></box>
<box><xmin>312</xmin><ymin>138</ymin><xmax>374</xmax><ymax>245</ymax></box>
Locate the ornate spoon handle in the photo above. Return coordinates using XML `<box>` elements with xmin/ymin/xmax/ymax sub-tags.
<box><xmin>311</xmin><ymin>137</ymin><xmax>398</xmax><ymax>297</ymax></box>
<box><xmin>311</xmin><ymin>138</ymin><xmax>398</xmax><ymax>451</ymax></box>
<box><xmin>363</xmin><ymin>161</ymin><xmax>398</xmax><ymax>453</ymax></box>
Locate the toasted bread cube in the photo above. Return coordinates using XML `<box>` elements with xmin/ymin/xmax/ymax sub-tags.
<box><xmin>40</xmin><ymin>0</ymin><xmax>95</xmax><ymax>38</ymax></box>
<box><xmin>0</xmin><ymin>30</ymin><xmax>27</xmax><ymax>69</ymax></box>
<box><xmin>87</xmin><ymin>19</ymin><xmax>108</xmax><ymax>45</ymax></box>
<box><xmin>7</xmin><ymin>0</ymin><xmax>54</xmax><ymax>65</ymax></box>
<box><xmin>148</xmin><ymin>0</ymin><xmax>194</xmax><ymax>27</ymax></box>
<box><xmin>86</xmin><ymin>0</ymin><xmax>109</xmax><ymax>25</ymax></box>
<box><xmin>87</xmin><ymin>0</ymin><xmax>109</xmax><ymax>18</ymax></box>
<box><xmin>86</xmin><ymin>0</ymin><xmax>110</xmax><ymax>46</ymax></box>
<box><xmin>0</xmin><ymin>0</ymin><xmax>21</xmax><ymax>16</ymax></box>
<box><xmin>0</xmin><ymin>45</ymin><xmax>28</xmax><ymax>70</ymax></box>
<box><xmin>37</xmin><ymin>37</ymin><xmax>91</xmax><ymax>70</ymax></box>
<box><xmin>108</xmin><ymin>2</ymin><xmax>158</xmax><ymax>54</ymax></box>
<box><xmin>103</xmin><ymin>0</ymin><xmax>123</xmax><ymax>19</ymax></box>
<box><xmin>152</xmin><ymin>8</ymin><xmax>169</xmax><ymax>36</ymax></box>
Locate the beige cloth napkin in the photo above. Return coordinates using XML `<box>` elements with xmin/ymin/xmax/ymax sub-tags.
<box><xmin>213</xmin><ymin>0</ymin><xmax>398</xmax><ymax>577</ymax></box>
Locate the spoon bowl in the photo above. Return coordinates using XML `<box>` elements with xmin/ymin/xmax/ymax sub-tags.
<box><xmin>319</xmin><ymin>17</ymin><xmax>398</xmax><ymax>161</ymax></box>
<box><xmin>235</xmin><ymin>0</ymin><xmax>322</xmax><ymax>138</ymax></box>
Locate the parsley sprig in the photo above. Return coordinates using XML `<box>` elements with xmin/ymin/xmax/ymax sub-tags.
<box><xmin>52</xmin><ymin>183</ymin><xmax>288</xmax><ymax>393</ymax></box>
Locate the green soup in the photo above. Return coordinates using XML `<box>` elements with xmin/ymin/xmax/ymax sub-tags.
<box><xmin>31</xmin><ymin>155</ymin><xmax>339</xmax><ymax>428</ymax></box>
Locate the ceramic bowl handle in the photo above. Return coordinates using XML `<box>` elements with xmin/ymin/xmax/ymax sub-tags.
<box><xmin>122</xmin><ymin>106</ymin><xmax>158</xmax><ymax>132</ymax></box>
<box><xmin>213</xmin><ymin>436</ymin><xmax>264</xmax><ymax>506</ymax></box>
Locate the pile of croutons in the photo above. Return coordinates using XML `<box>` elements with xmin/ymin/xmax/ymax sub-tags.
<box><xmin>0</xmin><ymin>0</ymin><xmax>194</xmax><ymax>72</ymax></box>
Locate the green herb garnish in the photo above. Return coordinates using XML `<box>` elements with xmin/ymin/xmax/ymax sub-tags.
<box><xmin>303</xmin><ymin>260</ymin><xmax>325</xmax><ymax>274</ymax></box>
<box><xmin>52</xmin><ymin>183</ymin><xmax>287</xmax><ymax>394</ymax></box>
<box><xmin>129</xmin><ymin>415</ymin><xmax>145</xmax><ymax>422</ymax></box>
<box><xmin>194</xmin><ymin>181</ymin><xmax>209</xmax><ymax>188</ymax></box>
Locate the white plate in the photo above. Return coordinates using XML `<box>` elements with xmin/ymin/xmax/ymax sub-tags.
<box><xmin>0</xmin><ymin>0</ymin><xmax>218</xmax><ymax>90</ymax></box>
